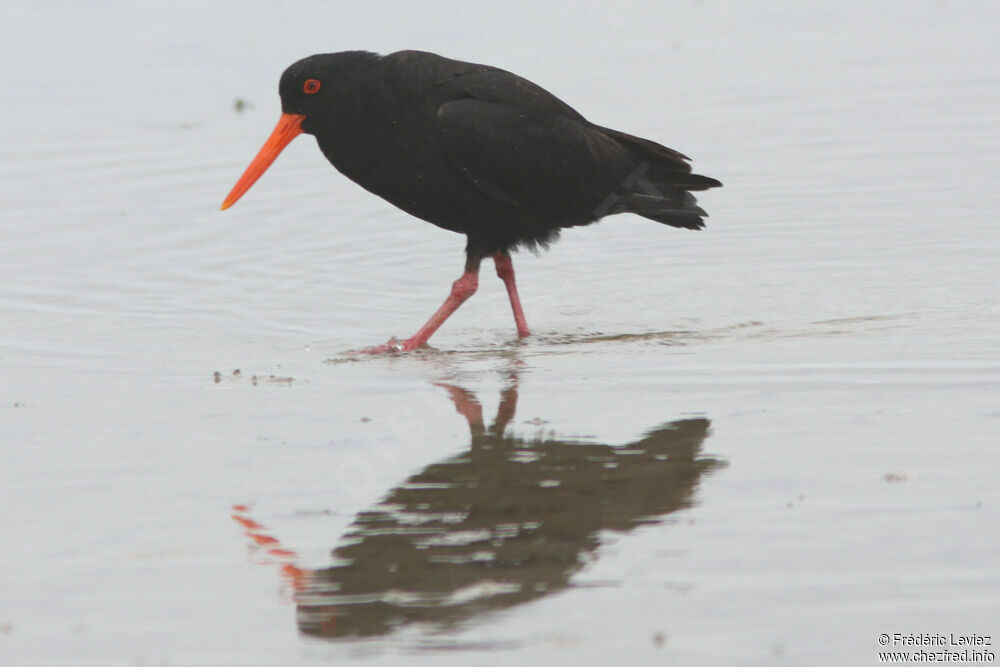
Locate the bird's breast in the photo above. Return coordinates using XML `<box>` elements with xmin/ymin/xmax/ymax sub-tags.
<box><xmin>314</xmin><ymin>120</ymin><xmax>483</xmax><ymax>233</ymax></box>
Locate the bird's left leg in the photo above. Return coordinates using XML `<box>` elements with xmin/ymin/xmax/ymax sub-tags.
<box><xmin>434</xmin><ymin>383</ymin><xmax>486</xmax><ymax>436</ymax></box>
<box><xmin>493</xmin><ymin>252</ymin><xmax>530</xmax><ymax>337</ymax></box>
<box><xmin>362</xmin><ymin>256</ymin><xmax>482</xmax><ymax>353</ymax></box>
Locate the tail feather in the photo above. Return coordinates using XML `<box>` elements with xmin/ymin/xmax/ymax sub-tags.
<box><xmin>663</xmin><ymin>172</ymin><xmax>723</xmax><ymax>191</ymax></box>
<box><xmin>613</xmin><ymin>168</ymin><xmax>716</xmax><ymax>230</ymax></box>
<box><xmin>616</xmin><ymin>193</ymin><xmax>707</xmax><ymax>230</ymax></box>
<box><xmin>625</xmin><ymin>193</ymin><xmax>707</xmax><ymax>218</ymax></box>
<box><xmin>597</xmin><ymin>126</ymin><xmax>722</xmax><ymax>230</ymax></box>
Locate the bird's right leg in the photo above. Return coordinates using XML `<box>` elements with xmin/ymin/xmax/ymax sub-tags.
<box><xmin>362</xmin><ymin>256</ymin><xmax>482</xmax><ymax>353</ymax></box>
<box><xmin>493</xmin><ymin>252</ymin><xmax>531</xmax><ymax>337</ymax></box>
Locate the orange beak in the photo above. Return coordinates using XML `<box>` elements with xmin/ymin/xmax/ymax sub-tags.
<box><xmin>220</xmin><ymin>113</ymin><xmax>306</xmax><ymax>210</ymax></box>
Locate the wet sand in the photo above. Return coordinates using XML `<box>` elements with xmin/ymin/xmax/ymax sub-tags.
<box><xmin>2</xmin><ymin>1</ymin><xmax>998</xmax><ymax>664</ymax></box>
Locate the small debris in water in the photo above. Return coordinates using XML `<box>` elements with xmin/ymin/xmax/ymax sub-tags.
<box><xmin>212</xmin><ymin>368</ymin><xmax>293</xmax><ymax>386</ymax></box>
<box><xmin>233</xmin><ymin>98</ymin><xmax>253</xmax><ymax>113</ymax></box>
<box><xmin>652</xmin><ymin>631</ymin><xmax>667</xmax><ymax>648</ymax></box>
<box><xmin>361</xmin><ymin>416</ymin><xmax>372</xmax><ymax>423</ymax></box>
<box><xmin>884</xmin><ymin>472</ymin><xmax>909</xmax><ymax>483</ymax></box>
<box><xmin>250</xmin><ymin>374</ymin><xmax>294</xmax><ymax>386</ymax></box>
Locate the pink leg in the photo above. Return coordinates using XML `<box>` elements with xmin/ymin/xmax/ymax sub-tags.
<box><xmin>363</xmin><ymin>259</ymin><xmax>481</xmax><ymax>353</ymax></box>
<box><xmin>493</xmin><ymin>253</ymin><xmax>530</xmax><ymax>337</ymax></box>
<box><xmin>434</xmin><ymin>383</ymin><xmax>485</xmax><ymax>436</ymax></box>
<box><xmin>491</xmin><ymin>383</ymin><xmax>518</xmax><ymax>433</ymax></box>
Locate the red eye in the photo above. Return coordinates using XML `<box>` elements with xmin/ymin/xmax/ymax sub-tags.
<box><xmin>303</xmin><ymin>79</ymin><xmax>321</xmax><ymax>94</ymax></box>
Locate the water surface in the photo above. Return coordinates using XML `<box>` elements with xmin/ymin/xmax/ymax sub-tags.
<box><xmin>2</xmin><ymin>1</ymin><xmax>998</xmax><ymax>665</ymax></box>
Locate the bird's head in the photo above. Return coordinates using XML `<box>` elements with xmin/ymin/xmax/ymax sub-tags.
<box><xmin>221</xmin><ymin>51</ymin><xmax>379</xmax><ymax>211</ymax></box>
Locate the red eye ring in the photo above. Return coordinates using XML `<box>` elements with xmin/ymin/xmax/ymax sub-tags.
<box><xmin>303</xmin><ymin>79</ymin><xmax>321</xmax><ymax>94</ymax></box>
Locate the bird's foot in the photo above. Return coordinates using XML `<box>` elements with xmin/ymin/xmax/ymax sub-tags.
<box><xmin>357</xmin><ymin>337</ymin><xmax>424</xmax><ymax>355</ymax></box>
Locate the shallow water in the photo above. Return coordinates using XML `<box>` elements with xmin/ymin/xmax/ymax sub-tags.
<box><xmin>2</xmin><ymin>1</ymin><xmax>999</xmax><ymax>665</ymax></box>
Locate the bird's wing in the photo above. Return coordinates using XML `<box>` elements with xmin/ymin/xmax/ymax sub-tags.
<box><xmin>435</xmin><ymin>72</ymin><xmax>633</xmax><ymax>216</ymax></box>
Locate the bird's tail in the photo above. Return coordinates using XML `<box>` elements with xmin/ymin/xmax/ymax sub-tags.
<box><xmin>598</xmin><ymin>126</ymin><xmax>722</xmax><ymax>230</ymax></box>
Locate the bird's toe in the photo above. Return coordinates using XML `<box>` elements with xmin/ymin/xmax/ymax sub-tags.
<box><xmin>357</xmin><ymin>337</ymin><xmax>425</xmax><ymax>355</ymax></box>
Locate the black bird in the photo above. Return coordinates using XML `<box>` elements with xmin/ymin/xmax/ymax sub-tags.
<box><xmin>222</xmin><ymin>50</ymin><xmax>721</xmax><ymax>352</ymax></box>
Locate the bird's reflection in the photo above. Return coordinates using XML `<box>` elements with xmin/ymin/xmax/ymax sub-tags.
<box><xmin>283</xmin><ymin>381</ymin><xmax>723</xmax><ymax>639</ymax></box>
